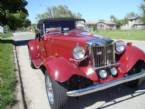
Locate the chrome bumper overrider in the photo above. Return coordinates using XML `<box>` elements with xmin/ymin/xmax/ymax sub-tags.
<box><xmin>67</xmin><ymin>70</ymin><xmax>145</xmax><ymax>97</ymax></box>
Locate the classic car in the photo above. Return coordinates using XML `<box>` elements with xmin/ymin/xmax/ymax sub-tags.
<box><xmin>28</xmin><ymin>18</ymin><xmax>145</xmax><ymax>109</ymax></box>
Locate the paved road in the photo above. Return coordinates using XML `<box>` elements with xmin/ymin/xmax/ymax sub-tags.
<box><xmin>13</xmin><ymin>32</ymin><xmax>145</xmax><ymax>109</ymax></box>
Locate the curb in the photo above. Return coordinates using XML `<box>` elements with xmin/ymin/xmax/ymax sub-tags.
<box><xmin>13</xmin><ymin>45</ymin><xmax>28</xmax><ymax>109</ymax></box>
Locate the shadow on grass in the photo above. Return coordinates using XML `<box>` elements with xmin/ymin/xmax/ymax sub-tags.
<box><xmin>0</xmin><ymin>39</ymin><xmax>30</xmax><ymax>46</ymax></box>
<box><xmin>0</xmin><ymin>39</ymin><xmax>14</xmax><ymax>44</ymax></box>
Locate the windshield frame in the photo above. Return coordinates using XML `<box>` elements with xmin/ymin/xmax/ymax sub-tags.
<box><xmin>37</xmin><ymin>19</ymin><xmax>86</xmax><ymax>35</ymax></box>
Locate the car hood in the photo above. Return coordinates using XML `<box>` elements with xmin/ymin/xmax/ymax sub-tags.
<box><xmin>67</xmin><ymin>30</ymin><xmax>113</xmax><ymax>46</ymax></box>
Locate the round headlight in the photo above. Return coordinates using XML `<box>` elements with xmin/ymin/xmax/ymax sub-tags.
<box><xmin>99</xmin><ymin>70</ymin><xmax>108</xmax><ymax>79</ymax></box>
<box><xmin>73</xmin><ymin>44</ymin><xmax>85</xmax><ymax>60</ymax></box>
<box><xmin>115</xmin><ymin>40</ymin><xmax>126</xmax><ymax>54</ymax></box>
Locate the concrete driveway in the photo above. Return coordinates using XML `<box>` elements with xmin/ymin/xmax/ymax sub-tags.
<box><xmin>13</xmin><ymin>32</ymin><xmax>145</xmax><ymax>109</ymax></box>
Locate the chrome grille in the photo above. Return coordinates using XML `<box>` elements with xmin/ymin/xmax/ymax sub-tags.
<box><xmin>91</xmin><ymin>44</ymin><xmax>115</xmax><ymax>68</ymax></box>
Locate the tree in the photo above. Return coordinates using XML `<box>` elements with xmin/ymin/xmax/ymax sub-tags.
<box><xmin>110</xmin><ymin>15</ymin><xmax>117</xmax><ymax>22</ymax></box>
<box><xmin>36</xmin><ymin>5</ymin><xmax>82</xmax><ymax>21</ymax></box>
<box><xmin>110</xmin><ymin>14</ymin><xmax>129</xmax><ymax>29</ymax></box>
<box><xmin>110</xmin><ymin>15</ymin><xmax>123</xmax><ymax>29</ymax></box>
<box><xmin>0</xmin><ymin>0</ymin><xmax>30</xmax><ymax>30</ymax></box>
<box><xmin>140</xmin><ymin>0</ymin><xmax>145</xmax><ymax>23</ymax></box>
<box><xmin>36</xmin><ymin>12</ymin><xmax>49</xmax><ymax>20</ymax></box>
<box><xmin>126</xmin><ymin>12</ymin><xmax>138</xmax><ymax>19</ymax></box>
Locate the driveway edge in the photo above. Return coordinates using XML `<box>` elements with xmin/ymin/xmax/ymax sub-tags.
<box><xmin>13</xmin><ymin>45</ymin><xmax>28</xmax><ymax>109</ymax></box>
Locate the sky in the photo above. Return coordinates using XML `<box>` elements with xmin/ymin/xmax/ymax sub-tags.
<box><xmin>26</xmin><ymin>0</ymin><xmax>143</xmax><ymax>23</ymax></box>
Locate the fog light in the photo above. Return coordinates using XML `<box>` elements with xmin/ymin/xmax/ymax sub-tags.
<box><xmin>99</xmin><ymin>70</ymin><xmax>108</xmax><ymax>79</ymax></box>
<box><xmin>110</xmin><ymin>67</ymin><xmax>118</xmax><ymax>76</ymax></box>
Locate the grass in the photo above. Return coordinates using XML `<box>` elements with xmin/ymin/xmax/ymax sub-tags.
<box><xmin>95</xmin><ymin>29</ymin><xmax>145</xmax><ymax>40</ymax></box>
<box><xmin>0</xmin><ymin>33</ymin><xmax>16</xmax><ymax>109</ymax></box>
<box><xmin>0</xmin><ymin>33</ymin><xmax>12</xmax><ymax>39</ymax></box>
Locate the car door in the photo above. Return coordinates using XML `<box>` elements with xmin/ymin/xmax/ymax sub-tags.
<box><xmin>31</xmin><ymin>35</ymin><xmax>48</xmax><ymax>67</ymax></box>
<box><xmin>39</xmin><ymin>35</ymin><xmax>48</xmax><ymax>61</ymax></box>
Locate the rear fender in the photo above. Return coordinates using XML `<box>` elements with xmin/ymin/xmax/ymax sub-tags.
<box><xmin>28</xmin><ymin>40</ymin><xmax>40</xmax><ymax>60</ymax></box>
<box><xmin>118</xmin><ymin>44</ymin><xmax>145</xmax><ymax>74</ymax></box>
<box><xmin>43</xmin><ymin>57</ymin><xmax>84</xmax><ymax>83</ymax></box>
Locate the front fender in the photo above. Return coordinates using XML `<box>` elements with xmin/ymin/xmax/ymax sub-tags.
<box><xmin>118</xmin><ymin>44</ymin><xmax>145</xmax><ymax>74</ymax></box>
<box><xmin>43</xmin><ymin>57</ymin><xmax>84</xmax><ymax>83</ymax></box>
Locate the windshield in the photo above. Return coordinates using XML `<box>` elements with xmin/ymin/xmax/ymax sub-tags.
<box><xmin>38</xmin><ymin>19</ymin><xmax>88</xmax><ymax>34</ymax></box>
<box><xmin>75</xmin><ymin>21</ymin><xmax>88</xmax><ymax>31</ymax></box>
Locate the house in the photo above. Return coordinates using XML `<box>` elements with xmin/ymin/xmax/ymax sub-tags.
<box><xmin>96</xmin><ymin>21</ymin><xmax>116</xmax><ymax>30</ymax></box>
<box><xmin>0</xmin><ymin>26</ymin><xmax>4</xmax><ymax>33</ymax></box>
<box><xmin>133</xmin><ymin>19</ymin><xmax>145</xmax><ymax>29</ymax></box>
<box><xmin>86</xmin><ymin>20</ymin><xmax>117</xmax><ymax>30</ymax></box>
<box><xmin>121</xmin><ymin>17</ymin><xmax>145</xmax><ymax>30</ymax></box>
<box><xmin>86</xmin><ymin>20</ymin><xmax>98</xmax><ymax>31</ymax></box>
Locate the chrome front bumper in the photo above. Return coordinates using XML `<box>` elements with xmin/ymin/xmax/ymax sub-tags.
<box><xmin>67</xmin><ymin>70</ymin><xmax>145</xmax><ymax>97</ymax></box>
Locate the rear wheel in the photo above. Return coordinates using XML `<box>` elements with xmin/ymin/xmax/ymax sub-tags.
<box><xmin>45</xmin><ymin>70</ymin><xmax>68</xmax><ymax>109</ymax></box>
<box><xmin>126</xmin><ymin>61</ymin><xmax>145</xmax><ymax>88</ymax></box>
<box><xmin>30</xmin><ymin>61</ymin><xmax>36</xmax><ymax>69</ymax></box>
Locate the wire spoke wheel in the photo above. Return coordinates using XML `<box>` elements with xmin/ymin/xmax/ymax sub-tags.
<box><xmin>46</xmin><ymin>74</ymin><xmax>55</xmax><ymax>105</ymax></box>
<box><xmin>45</xmin><ymin>70</ymin><xmax>68</xmax><ymax>109</ymax></box>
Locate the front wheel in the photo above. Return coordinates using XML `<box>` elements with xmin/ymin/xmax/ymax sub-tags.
<box><xmin>126</xmin><ymin>61</ymin><xmax>145</xmax><ymax>88</ymax></box>
<box><xmin>45</xmin><ymin>70</ymin><xmax>68</xmax><ymax>109</ymax></box>
<box><xmin>127</xmin><ymin>78</ymin><xmax>145</xmax><ymax>88</ymax></box>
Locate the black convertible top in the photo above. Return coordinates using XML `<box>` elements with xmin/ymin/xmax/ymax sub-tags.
<box><xmin>38</xmin><ymin>18</ymin><xmax>85</xmax><ymax>25</ymax></box>
<box><xmin>37</xmin><ymin>18</ymin><xmax>85</xmax><ymax>35</ymax></box>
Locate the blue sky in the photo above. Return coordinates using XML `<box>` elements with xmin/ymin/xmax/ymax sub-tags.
<box><xmin>26</xmin><ymin>0</ymin><xmax>143</xmax><ymax>23</ymax></box>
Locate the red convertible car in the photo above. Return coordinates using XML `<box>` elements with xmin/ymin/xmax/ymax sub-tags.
<box><xmin>28</xmin><ymin>18</ymin><xmax>145</xmax><ymax>109</ymax></box>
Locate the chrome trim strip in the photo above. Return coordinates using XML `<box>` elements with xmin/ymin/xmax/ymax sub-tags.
<box><xmin>93</xmin><ymin>63</ymin><xmax>119</xmax><ymax>70</ymax></box>
<box><xmin>67</xmin><ymin>70</ymin><xmax>145</xmax><ymax>97</ymax></box>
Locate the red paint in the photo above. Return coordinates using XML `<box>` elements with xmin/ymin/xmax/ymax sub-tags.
<box><xmin>43</xmin><ymin>57</ymin><xmax>85</xmax><ymax>82</ymax></box>
<box><xmin>28</xmin><ymin>29</ymin><xmax>145</xmax><ymax>83</ymax></box>
<box><xmin>118</xmin><ymin>44</ymin><xmax>145</xmax><ymax>75</ymax></box>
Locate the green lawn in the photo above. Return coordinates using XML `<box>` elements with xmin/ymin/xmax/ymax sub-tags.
<box><xmin>95</xmin><ymin>30</ymin><xmax>145</xmax><ymax>40</ymax></box>
<box><xmin>0</xmin><ymin>33</ymin><xmax>16</xmax><ymax>109</ymax></box>
<box><xmin>0</xmin><ymin>33</ymin><xmax>13</xmax><ymax>39</ymax></box>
